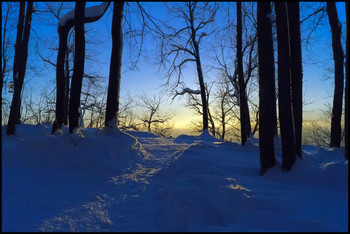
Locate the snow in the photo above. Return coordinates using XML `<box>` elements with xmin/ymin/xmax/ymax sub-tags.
<box><xmin>58</xmin><ymin>2</ymin><xmax>109</xmax><ymax>27</ymax></box>
<box><xmin>2</xmin><ymin>123</ymin><xmax>348</xmax><ymax>231</ymax></box>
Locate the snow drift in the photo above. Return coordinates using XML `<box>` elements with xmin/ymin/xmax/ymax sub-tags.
<box><xmin>2</xmin><ymin>123</ymin><xmax>348</xmax><ymax>231</ymax></box>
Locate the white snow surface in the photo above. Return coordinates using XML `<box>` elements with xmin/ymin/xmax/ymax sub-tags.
<box><xmin>58</xmin><ymin>2</ymin><xmax>109</xmax><ymax>27</ymax></box>
<box><xmin>2</xmin><ymin>124</ymin><xmax>348</xmax><ymax>231</ymax></box>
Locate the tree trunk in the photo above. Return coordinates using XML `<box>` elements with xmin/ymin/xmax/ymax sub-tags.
<box><xmin>257</xmin><ymin>2</ymin><xmax>276</xmax><ymax>175</ymax></box>
<box><xmin>68</xmin><ymin>2</ymin><xmax>86</xmax><ymax>133</ymax></box>
<box><xmin>63</xmin><ymin>44</ymin><xmax>70</xmax><ymax>125</ymax></box>
<box><xmin>327</xmin><ymin>2</ymin><xmax>344</xmax><ymax>148</ymax></box>
<box><xmin>1</xmin><ymin>6</ymin><xmax>2</xmax><ymax>91</ymax></box>
<box><xmin>345</xmin><ymin>2</ymin><xmax>348</xmax><ymax>159</ymax></box>
<box><xmin>275</xmin><ymin>2</ymin><xmax>296</xmax><ymax>171</ymax></box>
<box><xmin>287</xmin><ymin>2</ymin><xmax>303</xmax><ymax>158</ymax></box>
<box><xmin>105</xmin><ymin>1</ymin><xmax>124</xmax><ymax>128</ymax></box>
<box><xmin>52</xmin><ymin>2</ymin><xmax>110</xmax><ymax>134</ymax></box>
<box><xmin>52</xmin><ymin>29</ymin><xmax>69</xmax><ymax>134</ymax></box>
<box><xmin>187</xmin><ymin>4</ymin><xmax>209</xmax><ymax>132</ymax></box>
<box><xmin>7</xmin><ymin>2</ymin><xmax>33</xmax><ymax>135</ymax></box>
<box><xmin>237</xmin><ymin>2</ymin><xmax>251</xmax><ymax>146</ymax></box>
<box><xmin>196</xmin><ymin>55</ymin><xmax>209</xmax><ymax>132</ymax></box>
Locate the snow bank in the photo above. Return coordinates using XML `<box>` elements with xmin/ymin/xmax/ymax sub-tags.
<box><xmin>2</xmin><ymin>124</ymin><xmax>147</xmax><ymax>231</ymax></box>
<box><xmin>2</xmin><ymin>124</ymin><xmax>348</xmax><ymax>231</ymax></box>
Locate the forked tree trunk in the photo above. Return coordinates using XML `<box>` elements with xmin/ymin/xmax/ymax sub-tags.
<box><xmin>105</xmin><ymin>2</ymin><xmax>124</xmax><ymax>128</ymax></box>
<box><xmin>257</xmin><ymin>2</ymin><xmax>276</xmax><ymax>175</ymax></box>
<box><xmin>275</xmin><ymin>2</ymin><xmax>296</xmax><ymax>172</ymax></box>
<box><xmin>68</xmin><ymin>2</ymin><xmax>86</xmax><ymax>133</ymax></box>
<box><xmin>287</xmin><ymin>2</ymin><xmax>303</xmax><ymax>158</ymax></box>
<box><xmin>327</xmin><ymin>2</ymin><xmax>344</xmax><ymax>148</ymax></box>
<box><xmin>52</xmin><ymin>2</ymin><xmax>110</xmax><ymax>134</ymax></box>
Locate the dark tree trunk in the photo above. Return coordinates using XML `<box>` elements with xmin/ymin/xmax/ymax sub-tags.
<box><xmin>287</xmin><ymin>2</ymin><xmax>303</xmax><ymax>158</ymax></box>
<box><xmin>327</xmin><ymin>2</ymin><xmax>344</xmax><ymax>148</ymax></box>
<box><xmin>52</xmin><ymin>2</ymin><xmax>110</xmax><ymax>134</ymax></box>
<box><xmin>196</xmin><ymin>53</ymin><xmax>209</xmax><ymax>132</ymax></box>
<box><xmin>257</xmin><ymin>2</ymin><xmax>276</xmax><ymax>175</ymax></box>
<box><xmin>52</xmin><ymin>29</ymin><xmax>68</xmax><ymax>134</ymax></box>
<box><xmin>0</xmin><ymin>5</ymin><xmax>2</xmax><ymax>91</ymax></box>
<box><xmin>7</xmin><ymin>2</ymin><xmax>33</xmax><ymax>136</ymax></box>
<box><xmin>237</xmin><ymin>2</ymin><xmax>251</xmax><ymax>146</ymax></box>
<box><xmin>105</xmin><ymin>2</ymin><xmax>124</xmax><ymax>128</ymax></box>
<box><xmin>188</xmin><ymin>4</ymin><xmax>208</xmax><ymax>132</ymax></box>
<box><xmin>345</xmin><ymin>2</ymin><xmax>348</xmax><ymax>159</ymax></box>
<box><xmin>275</xmin><ymin>2</ymin><xmax>296</xmax><ymax>172</ymax></box>
<box><xmin>63</xmin><ymin>45</ymin><xmax>70</xmax><ymax>125</ymax></box>
<box><xmin>68</xmin><ymin>2</ymin><xmax>86</xmax><ymax>133</ymax></box>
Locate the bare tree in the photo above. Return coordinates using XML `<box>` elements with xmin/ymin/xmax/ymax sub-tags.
<box><xmin>212</xmin><ymin>76</ymin><xmax>237</xmax><ymax>140</ymax></box>
<box><xmin>209</xmin><ymin>3</ymin><xmax>260</xmax><ymax>143</ymax></box>
<box><xmin>7</xmin><ymin>2</ymin><xmax>33</xmax><ymax>135</ymax></box>
<box><xmin>159</xmin><ymin>2</ymin><xmax>219</xmax><ymax>132</ymax></box>
<box><xmin>257</xmin><ymin>2</ymin><xmax>276</xmax><ymax>175</ymax></box>
<box><xmin>105</xmin><ymin>2</ymin><xmax>124</xmax><ymax>129</ymax></box>
<box><xmin>138</xmin><ymin>93</ymin><xmax>174</xmax><ymax>136</ymax></box>
<box><xmin>275</xmin><ymin>2</ymin><xmax>296</xmax><ymax>172</ymax></box>
<box><xmin>287</xmin><ymin>2</ymin><xmax>303</xmax><ymax>158</ymax></box>
<box><xmin>326</xmin><ymin>2</ymin><xmax>344</xmax><ymax>148</ymax></box>
<box><xmin>1</xmin><ymin>2</ymin><xmax>18</xmax><ymax>93</ymax></box>
<box><xmin>345</xmin><ymin>1</ymin><xmax>348</xmax><ymax>159</ymax></box>
<box><xmin>118</xmin><ymin>94</ymin><xmax>140</xmax><ymax>131</ymax></box>
<box><xmin>237</xmin><ymin>2</ymin><xmax>251</xmax><ymax>146</ymax></box>
<box><xmin>52</xmin><ymin>2</ymin><xmax>110</xmax><ymax>134</ymax></box>
<box><xmin>68</xmin><ymin>2</ymin><xmax>86</xmax><ymax>134</ymax></box>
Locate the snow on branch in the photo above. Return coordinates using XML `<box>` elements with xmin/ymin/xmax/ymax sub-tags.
<box><xmin>58</xmin><ymin>2</ymin><xmax>109</xmax><ymax>27</ymax></box>
<box><xmin>172</xmin><ymin>87</ymin><xmax>201</xmax><ymax>100</ymax></box>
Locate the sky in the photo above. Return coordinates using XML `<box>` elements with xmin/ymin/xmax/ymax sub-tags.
<box><xmin>1</xmin><ymin>2</ymin><xmax>347</xmax><ymax>132</ymax></box>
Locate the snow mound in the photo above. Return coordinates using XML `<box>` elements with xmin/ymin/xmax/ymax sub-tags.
<box><xmin>174</xmin><ymin>129</ymin><xmax>223</xmax><ymax>145</ymax></box>
<box><xmin>2</xmin><ymin>124</ymin><xmax>348</xmax><ymax>232</ymax></box>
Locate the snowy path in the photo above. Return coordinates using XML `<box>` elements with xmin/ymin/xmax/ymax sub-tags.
<box><xmin>38</xmin><ymin>133</ymin><xmax>191</xmax><ymax>232</ymax></box>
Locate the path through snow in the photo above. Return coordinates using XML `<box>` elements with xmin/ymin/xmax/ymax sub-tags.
<box><xmin>38</xmin><ymin>131</ymin><xmax>191</xmax><ymax>232</ymax></box>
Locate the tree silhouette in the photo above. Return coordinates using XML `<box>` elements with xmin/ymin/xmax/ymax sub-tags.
<box><xmin>105</xmin><ymin>2</ymin><xmax>125</xmax><ymax>129</ymax></box>
<box><xmin>237</xmin><ymin>2</ymin><xmax>251</xmax><ymax>146</ymax></box>
<box><xmin>68</xmin><ymin>2</ymin><xmax>86</xmax><ymax>133</ymax></box>
<box><xmin>7</xmin><ymin>2</ymin><xmax>33</xmax><ymax>135</ymax></box>
<box><xmin>257</xmin><ymin>2</ymin><xmax>276</xmax><ymax>175</ymax></box>
<box><xmin>327</xmin><ymin>2</ymin><xmax>344</xmax><ymax>148</ymax></box>
<box><xmin>287</xmin><ymin>2</ymin><xmax>303</xmax><ymax>158</ymax></box>
<box><xmin>275</xmin><ymin>2</ymin><xmax>296</xmax><ymax>171</ymax></box>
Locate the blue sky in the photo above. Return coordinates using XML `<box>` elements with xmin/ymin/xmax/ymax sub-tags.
<box><xmin>2</xmin><ymin>2</ymin><xmax>347</xmax><ymax>130</ymax></box>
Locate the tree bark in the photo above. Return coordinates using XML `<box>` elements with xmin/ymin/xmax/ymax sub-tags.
<box><xmin>105</xmin><ymin>2</ymin><xmax>124</xmax><ymax>128</ymax></box>
<box><xmin>237</xmin><ymin>2</ymin><xmax>251</xmax><ymax>146</ymax></box>
<box><xmin>257</xmin><ymin>2</ymin><xmax>276</xmax><ymax>174</ymax></box>
<box><xmin>68</xmin><ymin>2</ymin><xmax>86</xmax><ymax>133</ymax></box>
<box><xmin>275</xmin><ymin>2</ymin><xmax>296</xmax><ymax>172</ymax></box>
<box><xmin>287</xmin><ymin>2</ymin><xmax>303</xmax><ymax>157</ymax></box>
<box><xmin>327</xmin><ymin>2</ymin><xmax>344</xmax><ymax>148</ymax></box>
<box><xmin>7</xmin><ymin>2</ymin><xmax>33</xmax><ymax>135</ymax></box>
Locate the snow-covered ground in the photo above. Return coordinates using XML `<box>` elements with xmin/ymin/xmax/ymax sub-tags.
<box><xmin>2</xmin><ymin>123</ymin><xmax>348</xmax><ymax>231</ymax></box>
